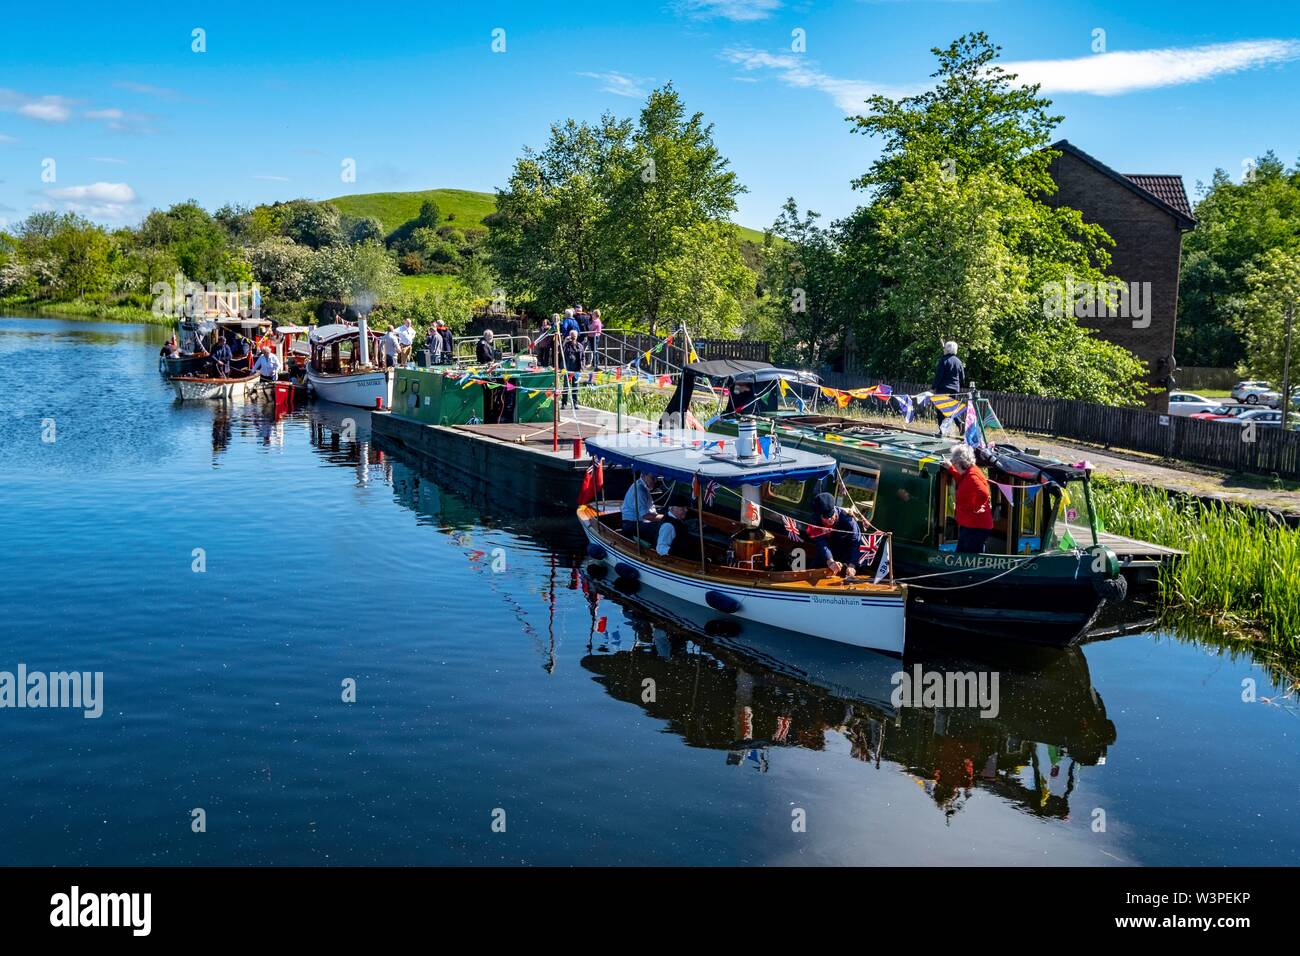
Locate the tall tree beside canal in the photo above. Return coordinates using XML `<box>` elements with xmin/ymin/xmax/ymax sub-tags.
<box><xmin>1178</xmin><ymin>153</ymin><xmax>1300</xmax><ymax>369</ymax></box>
<box><xmin>1240</xmin><ymin>247</ymin><xmax>1300</xmax><ymax>407</ymax></box>
<box><xmin>791</xmin><ymin>31</ymin><xmax>1149</xmax><ymax>402</ymax></box>
<box><xmin>487</xmin><ymin>85</ymin><xmax>753</xmax><ymax>335</ymax></box>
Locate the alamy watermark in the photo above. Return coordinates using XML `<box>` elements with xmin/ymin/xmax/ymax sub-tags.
<box><xmin>0</xmin><ymin>664</ymin><xmax>104</xmax><ymax>718</ymax></box>
<box><xmin>891</xmin><ymin>665</ymin><xmax>999</xmax><ymax>718</ymax></box>
<box><xmin>1043</xmin><ymin>276</ymin><xmax>1152</xmax><ymax>328</ymax></box>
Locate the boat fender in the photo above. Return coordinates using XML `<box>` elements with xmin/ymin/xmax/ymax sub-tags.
<box><xmin>587</xmin><ymin>542</ymin><xmax>608</xmax><ymax>561</ymax></box>
<box><xmin>1093</xmin><ymin>573</ymin><xmax>1128</xmax><ymax>604</ymax></box>
<box><xmin>705</xmin><ymin>590</ymin><xmax>742</xmax><ymax>614</ymax></box>
<box><xmin>614</xmin><ymin>576</ymin><xmax>640</xmax><ymax>595</ymax></box>
<box><xmin>585</xmin><ymin>562</ymin><xmax>608</xmax><ymax>580</ymax></box>
<box><xmin>613</xmin><ymin>562</ymin><xmax>639</xmax><ymax>580</ymax></box>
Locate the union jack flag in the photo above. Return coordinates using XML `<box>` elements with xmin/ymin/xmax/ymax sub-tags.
<box><xmin>858</xmin><ymin>531</ymin><xmax>883</xmax><ymax>567</ymax></box>
<box><xmin>704</xmin><ymin>480</ymin><xmax>718</xmax><ymax>506</ymax></box>
<box><xmin>781</xmin><ymin>515</ymin><xmax>802</xmax><ymax>542</ymax></box>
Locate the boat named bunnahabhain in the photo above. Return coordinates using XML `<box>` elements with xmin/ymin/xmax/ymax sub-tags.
<box><xmin>579</xmin><ymin>428</ymin><xmax>907</xmax><ymax>655</ymax></box>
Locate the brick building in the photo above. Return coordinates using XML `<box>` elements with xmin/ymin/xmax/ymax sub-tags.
<box><xmin>1043</xmin><ymin>140</ymin><xmax>1197</xmax><ymax>411</ymax></box>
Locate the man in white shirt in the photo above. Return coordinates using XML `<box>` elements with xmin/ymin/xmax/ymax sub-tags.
<box><xmin>396</xmin><ymin>320</ymin><xmax>415</xmax><ymax>365</ymax></box>
<box><xmin>655</xmin><ymin>504</ymin><xmax>692</xmax><ymax>558</ymax></box>
<box><xmin>252</xmin><ymin>346</ymin><xmax>281</xmax><ymax>382</ymax></box>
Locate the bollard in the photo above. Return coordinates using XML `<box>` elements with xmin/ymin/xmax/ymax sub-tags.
<box><xmin>375</xmin><ymin>396</ymin><xmax>383</xmax><ymax>410</ymax></box>
<box><xmin>572</xmin><ymin>437</ymin><xmax>583</xmax><ymax>460</ymax></box>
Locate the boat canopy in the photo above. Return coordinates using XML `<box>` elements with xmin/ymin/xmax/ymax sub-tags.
<box><xmin>309</xmin><ymin>323</ymin><xmax>364</xmax><ymax>345</ymax></box>
<box><xmin>978</xmin><ymin>446</ymin><xmax>1091</xmax><ymax>485</ymax></box>
<box><xmin>664</xmin><ymin>359</ymin><xmax>820</xmax><ymax>423</ymax></box>
<box><xmin>585</xmin><ymin>429</ymin><xmax>838</xmax><ymax>487</ymax></box>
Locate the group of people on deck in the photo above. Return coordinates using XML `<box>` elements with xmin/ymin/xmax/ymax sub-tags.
<box><xmin>160</xmin><ymin>327</ymin><xmax>285</xmax><ymax>382</ymax></box>
<box><xmin>618</xmin><ymin>439</ymin><xmax>995</xmax><ymax>572</ymax></box>
<box><xmin>535</xmin><ymin>307</ymin><xmax>604</xmax><ymax>390</ymax></box>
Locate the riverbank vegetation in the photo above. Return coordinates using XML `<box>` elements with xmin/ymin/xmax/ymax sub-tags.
<box><xmin>1092</xmin><ymin>478</ymin><xmax>1299</xmax><ymax>646</ymax></box>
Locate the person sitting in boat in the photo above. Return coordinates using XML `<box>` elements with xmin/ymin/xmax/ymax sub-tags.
<box><xmin>621</xmin><ymin>473</ymin><xmax>662</xmax><ymax>540</ymax></box>
<box><xmin>209</xmin><ymin>336</ymin><xmax>232</xmax><ymax>377</ymax></box>
<box><xmin>476</xmin><ymin>329</ymin><xmax>500</xmax><ymax>365</ymax></box>
<box><xmin>945</xmin><ymin>444</ymin><xmax>993</xmax><ymax>554</ymax></box>
<box><xmin>252</xmin><ymin>346</ymin><xmax>281</xmax><ymax>383</ymax></box>
<box><xmin>655</xmin><ymin>504</ymin><xmax>694</xmax><ymax>559</ymax></box>
<box><xmin>809</xmin><ymin>492</ymin><xmax>862</xmax><ymax>578</ymax></box>
<box><xmin>160</xmin><ymin>336</ymin><xmax>181</xmax><ymax>358</ymax></box>
<box><xmin>229</xmin><ymin>331</ymin><xmax>251</xmax><ymax>361</ymax></box>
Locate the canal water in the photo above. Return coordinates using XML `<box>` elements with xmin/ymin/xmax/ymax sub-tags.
<box><xmin>0</xmin><ymin>316</ymin><xmax>1295</xmax><ymax>866</ymax></box>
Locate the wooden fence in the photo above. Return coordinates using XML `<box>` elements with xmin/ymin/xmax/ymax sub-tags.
<box><xmin>818</xmin><ymin>372</ymin><xmax>1300</xmax><ymax>480</ymax></box>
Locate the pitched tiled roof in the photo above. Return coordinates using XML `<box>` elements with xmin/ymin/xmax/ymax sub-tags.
<box><xmin>1049</xmin><ymin>140</ymin><xmax>1197</xmax><ymax>229</ymax></box>
<box><xmin>1124</xmin><ymin>174</ymin><xmax>1194</xmax><ymax>220</ymax></box>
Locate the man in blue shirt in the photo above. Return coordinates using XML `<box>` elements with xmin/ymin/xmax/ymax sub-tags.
<box><xmin>209</xmin><ymin>336</ymin><xmax>232</xmax><ymax>377</ymax></box>
<box><xmin>621</xmin><ymin>473</ymin><xmax>661</xmax><ymax>540</ymax></box>
<box><xmin>808</xmin><ymin>492</ymin><xmax>862</xmax><ymax>578</ymax></box>
<box><xmin>561</xmin><ymin>308</ymin><xmax>580</xmax><ymax>338</ymax></box>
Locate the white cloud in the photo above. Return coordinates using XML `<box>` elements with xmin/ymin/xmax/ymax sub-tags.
<box><xmin>45</xmin><ymin>182</ymin><xmax>137</xmax><ymax>203</ymax></box>
<box><xmin>41</xmin><ymin>181</ymin><xmax>139</xmax><ymax>221</ymax></box>
<box><xmin>675</xmin><ymin>0</ymin><xmax>782</xmax><ymax>22</ymax></box>
<box><xmin>723</xmin><ymin>38</ymin><xmax>1300</xmax><ymax>112</ymax></box>
<box><xmin>1004</xmin><ymin>39</ymin><xmax>1300</xmax><ymax>96</ymax></box>
<box><xmin>578</xmin><ymin>71</ymin><xmax>652</xmax><ymax>98</ymax></box>
<box><xmin>19</xmin><ymin>96</ymin><xmax>75</xmax><ymax>122</ymax></box>
<box><xmin>89</xmin><ymin>156</ymin><xmax>127</xmax><ymax>165</ymax></box>
<box><xmin>722</xmin><ymin>48</ymin><xmax>917</xmax><ymax>112</ymax></box>
<box><xmin>0</xmin><ymin>133</ymin><xmax>16</xmax><ymax>144</ymax></box>
<box><xmin>253</xmin><ymin>175</ymin><xmax>291</xmax><ymax>182</ymax></box>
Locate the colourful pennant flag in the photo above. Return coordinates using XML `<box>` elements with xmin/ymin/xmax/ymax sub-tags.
<box><xmin>781</xmin><ymin>515</ymin><xmax>802</xmax><ymax>542</ymax></box>
<box><xmin>894</xmin><ymin>393</ymin><xmax>915</xmax><ymax>423</ymax></box>
<box><xmin>858</xmin><ymin>531</ymin><xmax>883</xmax><ymax>567</ymax></box>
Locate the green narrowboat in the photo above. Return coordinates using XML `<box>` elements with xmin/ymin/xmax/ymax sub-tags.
<box><xmin>665</xmin><ymin>360</ymin><xmax>1180</xmax><ymax>645</ymax></box>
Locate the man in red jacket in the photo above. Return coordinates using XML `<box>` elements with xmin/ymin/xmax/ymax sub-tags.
<box><xmin>946</xmin><ymin>444</ymin><xmax>993</xmax><ymax>553</ymax></box>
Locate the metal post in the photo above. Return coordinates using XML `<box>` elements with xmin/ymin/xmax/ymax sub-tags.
<box><xmin>1282</xmin><ymin>304</ymin><xmax>1295</xmax><ymax>429</ymax></box>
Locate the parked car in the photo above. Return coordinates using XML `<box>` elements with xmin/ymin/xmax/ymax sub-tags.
<box><xmin>1167</xmin><ymin>392</ymin><xmax>1222</xmax><ymax>416</ymax></box>
<box><xmin>1190</xmin><ymin>405</ymin><xmax>1246</xmax><ymax>421</ymax></box>
<box><xmin>1235</xmin><ymin>408</ymin><xmax>1300</xmax><ymax>429</ymax></box>
<box><xmin>1231</xmin><ymin>380</ymin><xmax>1273</xmax><ymax>403</ymax></box>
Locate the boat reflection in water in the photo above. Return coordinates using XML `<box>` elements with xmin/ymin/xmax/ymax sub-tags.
<box><xmin>579</xmin><ymin>573</ymin><xmax>1115</xmax><ymax>821</ymax></box>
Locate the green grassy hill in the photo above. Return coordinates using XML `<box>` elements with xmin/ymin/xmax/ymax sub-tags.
<box><xmin>326</xmin><ymin>187</ymin><xmax>768</xmax><ymax>243</ymax></box>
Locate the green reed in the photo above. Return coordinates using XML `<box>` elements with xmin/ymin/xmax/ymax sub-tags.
<box><xmin>1092</xmin><ymin>478</ymin><xmax>1300</xmax><ymax>646</ymax></box>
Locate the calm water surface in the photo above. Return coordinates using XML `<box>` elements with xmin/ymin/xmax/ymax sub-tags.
<box><xmin>0</xmin><ymin>316</ymin><xmax>1295</xmax><ymax>866</ymax></box>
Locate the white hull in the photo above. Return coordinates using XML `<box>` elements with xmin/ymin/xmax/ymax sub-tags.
<box><xmin>306</xmin><ymin>368</ymin><xmax>393</xmax><ymax>409</ymax></box>
<box><xmin>583</xmin><ymin>523</ymin><xmax>906</xmax><ymax>655</ymax></box>
<box><xmin>172</xmin><ymin>376</ymin><xmax>259</xmax><ymax>401</ymax></box>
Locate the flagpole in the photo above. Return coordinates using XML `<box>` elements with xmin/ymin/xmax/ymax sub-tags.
<box><xmin>696</xmin><ymin>472</ymin><xmax>707</xmax><ymax>572</ymax></box>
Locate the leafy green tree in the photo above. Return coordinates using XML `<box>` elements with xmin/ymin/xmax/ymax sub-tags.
<box><xmin>137</xmin><ymin>201</ymin><xmax>239</xmax><ymax>282</ymax></box>
<box><xmin>343</xmin><ymin>215</ymin><xmax>385</xmax><ymax>245</ymax></box>
<box><xmin>1240</xmin><ymin>247</ymin><xmax>1300</xmax><ymax>405</ymax></box>
<box><xmin>487</xmin><ymin>115</ymin><xmax>627</xmax><ymax>313</ymax></box>
<box><xmin>1179</xmin><ymin>154</ymin><xmax>1300</xmax><ymax>367</ymax></box>
<box><xmin>601</xmin><ymin>85</ymin><xmax>750</xmax><ymax>332</ymax></box>
<box><xmin>279</xmin><ymin>200</ymin><xmax>343</xmax><ymax>249</ymax></box>
<box><xmin>305</xmin><ymin>240</ymin><xmax>398</xmax><ymax>303</ymax></box>
<box><xmin>416</xmin><ymin>199</ymin><xmax>442</xmax><ymax>229</ymax></box>
<box><xmin>760</xmin><ymin>199</ymin><xmax>850</xmax><ymax>367</ymax></box>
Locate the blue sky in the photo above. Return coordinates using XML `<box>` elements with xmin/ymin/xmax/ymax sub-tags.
<box><xmin>1</xmin><ymin>0</ymin><xmax>1298</xmax><ymax>231</ymax></box>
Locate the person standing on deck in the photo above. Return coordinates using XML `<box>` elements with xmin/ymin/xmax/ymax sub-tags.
<box><xmin>395</xmin><ymin>319</ymin><xmax>416</xmax><ymax>365</ymax></box>
<box><xmin>210</xmin><ymin>336</ymin><xmax>232</xmax><ymax>377</ymax></box>
<box><xmin>588</xmin><ymin>309</ymin><xmax>603</xmax><ymax>369</ymax></box>
<box><xmin>931</xmin><ymin>341</ymin><xmax>964</xmax><ymax>434</ymax></box>
<box><xmin>621</xmin><ymin>472</ymin><xmax>661</xmax><ymax>540</ymax></box>
<box><xmin>655</xmin><ymin>504</ymin><xmax>694</xmax><ymax>559</ymax></box>
<box><xmin>426</xmin><ymin>325</ymin><xmax>443</xmax><ymax>365</ymax></box>
<box><xmin>253</xmin><ymin>346</ymin><xmax>281</xmax><ymax>382</ymax></box>
<box><xmin>561</xmin><ymin>308</ymin><xmax>580</xmax><ymax>339</ymax></box>
<box><xmin>476</xmin><ymin>329</ymin><xmax>499</xmax><ymax>364</ymax></box>
<box><xmin>809</xmin><ymin>492</ymin><xmax>862</xmax><ymax>578</ymax></box>
<box><xmin>561</xmin><ymin>330</ymin><xmax>583</xmax><ymax>408</ymax></box>
<box><xmin>380</xmin><ymin>327</ymin><xmax>400</xmax><ymax>369</ymax></box>
<box><xmin>439</xmin><ymin>322</ymin><xmax>453</xmax><ymax>364</ymax></box>
<box><xmin>946</xmin><ymin>444</ymin><xmax>993</xmax><ymax>554</ymax></box>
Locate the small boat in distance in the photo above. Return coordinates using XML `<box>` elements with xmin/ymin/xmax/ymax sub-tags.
<box><xmin>578</xmin><ymin>428</ymin><xmax>907</xmax><ymax>655</ymax></box>
<box><xmin>305</xmin><ymin>317</ymin><xmax>393</xmax><ymax>409</ymax></box>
